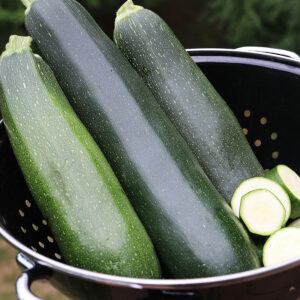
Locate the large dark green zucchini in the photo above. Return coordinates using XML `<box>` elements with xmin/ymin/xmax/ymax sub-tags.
<box><xmin>0</xmin><ymin>35</ymin><xmax>161</xmax><ymax>278</ymax></box>
<box><xmin>22</xmin><ymin>0</ymin><xmax>260</xmax><ymax>278</ymax></box>
<box><xmin>113</xmin><ymin>0</ymin><xmax>265</xmax><ymax>203</ymax></box>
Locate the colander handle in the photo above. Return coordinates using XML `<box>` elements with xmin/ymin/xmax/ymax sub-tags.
<box><xmin>236</xmin><ymin>46</ymin><xmax>300</xmax><ymax>61</ymax></box>
<box><xmin>15</xmin><ymin>253</ymin><xmax>52</xmax><ymax>300</ymax></box>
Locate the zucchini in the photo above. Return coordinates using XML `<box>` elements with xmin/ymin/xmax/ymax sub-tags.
<box><xmin>240</xmin><ymin>189</ymin><xmax>285</xmax><ymax>236</ymax></box>
<box><xmin>231</xmin><ymin>177</ymin><xmax>291</xmax><ymax>224</ymax></box>
<box><xmin>22</xmin><ymin>0</ymin><xmax>260</xmax><ymax>278</ymax></box>
<box><xmin>266</xmin><ymin>165</ymin><xmax>300</xmax><ymax>219</ymax></box>
<box><xmin>263</xmin><ymin>227</ymin><xmax>300</xmax><ymax>266</ymax></box>
<box><xmin>0</xmin><ymin>35</ymin><xmax>161</xmax><ymax>278</ymax></box>
<box><xmin>113</xmin><ymin>0</ymin><xmax>265</xmax><ymax>203</ymax></box>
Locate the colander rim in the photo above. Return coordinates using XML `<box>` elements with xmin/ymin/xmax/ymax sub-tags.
<box><xmin>1</xmin><ymin>223</ymin><xmax>300</xmax><ymax>290</ymax></box>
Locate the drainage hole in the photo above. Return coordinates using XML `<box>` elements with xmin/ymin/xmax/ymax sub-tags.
<box><xmin>271</xmin><ymin>132</ymin><xmax>278</xmax><ymax>140</ymax></box>
<box><xmin>260</xmin><ymin>117</ymin><xmax>267</xmax><ymax>125</ymax></box>
<box><xmin>32</xmin><ymin>224</ymin><xmax>39</xmax><ymax>231</ymax></box>
<box><xmin>254</xmin><ymin>139</ymin><xmax>262</xmax><ymax>147</ymax></box>
<box><xmin>47</xmin><ymin>236</ymin><xmax>54</xmax><ymax>243</ymax></box>
<box><xmin>55</xmin><ymin>253</ymin><xmax>62</xmax><ymax>260</ymax></box>
<box><xmin>244</xmin><ymin>109</ymin><xmax>251</xmax><ymax>118</ymax></box>
<box><xmin>25</xmin><ymin>200</ymin><xmax>31</xmax><ymax>208</ymax></box>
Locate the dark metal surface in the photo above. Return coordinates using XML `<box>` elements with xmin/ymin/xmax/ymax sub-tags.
<box><xmin>1</xmin><ymin>48</ymin><xmax>300</xmax><ymax>299</ymax></box>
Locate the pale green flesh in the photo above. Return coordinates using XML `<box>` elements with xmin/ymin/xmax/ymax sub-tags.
<box><xmin>231</xmin><ymin>177</ymin><xmax>290</xmax><ymax>223</ymax></box>
<box><xmin>263</xmin><ymin>227</ymin><xmax>300</xmax><ymax>266</ymax></box>
<box><xmin>278</xmin><ymin>165</ymin><xmax>300</xmax><ymax>200</ymax></box>
<box><xmin>240</xmin><ymin>189</ymin><xmax>285</xmax><ymax>236</ymax></box>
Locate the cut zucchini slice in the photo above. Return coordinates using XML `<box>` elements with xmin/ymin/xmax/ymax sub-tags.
<box><xmin>266</xmin><ymin>165</ymin><xmax>300</xmax><ymax>219</ymax></box>
<box><xmin>263</xmin><ymin>227</ymin><xmax>300</xmax><ymax>266</ymax></box>
<box><xmin>231</xmin><ymin>177</ymin><xmax>290</xmax><ymax>223</ymax></box>
<box><xmin>240</xmin><ymin>189</ymin><xmax>285</xmax><ymax>236</ymax></box>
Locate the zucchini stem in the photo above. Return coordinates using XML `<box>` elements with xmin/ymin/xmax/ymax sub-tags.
<box><xmin>115</xmin><ymin>0</ymin><xmax>143</xmax><ymax>26</ymax></box>
<box><xmin>21</xmin><ymin>0</ymin><xmax>34</xmax><ymax>8</ymax></box>
<box><xmin>1</xmin><ymin>36</ymin><xmax>33</xmax><ymax>59</ymax></box>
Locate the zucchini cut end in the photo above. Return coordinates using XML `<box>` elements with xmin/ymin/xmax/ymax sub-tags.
<box><xmin>21</xmin><ymin>0</ymin><xmax>34</xmax><ymax>10</ymax></box>
<box><xmin>115</xmin><ymin>0</ymin><xmax>143</xmax><ymax>26</ymax></box>
<box><xmin>240</xmin><ymin>189</ymin><xmax>285</xmax><ymax>236</ymax></box>
<box><xmin>263</xmin><ymin>227</ymin><xmax>300</xmax><ymax>266</ymax></box>
<box><xmin>231</xmin><ymin>177</ymin><xmax>290</xmax><ymax>223</ymax></box>
<box><xmin>278</xmin><ymin>164</ymin><xmax>300</xmax><ymax>200</ymax></box>
<box><xmin>1</xmin><ymin>35</ymin><xmax>33</xmax><ymax>59</ymax></box>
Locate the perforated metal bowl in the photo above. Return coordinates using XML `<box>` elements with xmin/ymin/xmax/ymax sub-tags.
<box><xmin>1</xmin><ymin>47</ymin><xmax>300</xmax><ymax>300</ymax></box>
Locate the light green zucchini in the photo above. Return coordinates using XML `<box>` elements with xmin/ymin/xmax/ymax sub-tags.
<box><xmin>0</xmin><ymin>35</ymin><xmax>161</xmax><ymax>278</ymax></box>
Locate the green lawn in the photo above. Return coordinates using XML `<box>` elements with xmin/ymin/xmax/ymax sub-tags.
<box><xmin>0</xmin><ymin>237</ymin><xmax>69</xmax><ymax>300</ymax></box>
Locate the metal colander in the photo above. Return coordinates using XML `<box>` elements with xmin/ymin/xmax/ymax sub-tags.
<box><xmin>1</xmin><ymin>47</ymin><xmax>300</xmax><ymax>300</ymax></box>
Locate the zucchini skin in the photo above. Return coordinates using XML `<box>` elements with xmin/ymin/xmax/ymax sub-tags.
<box><xmin>24</xmin><ymin>0</ymin><xmax>260</xmax><ymax>278</ymax></box>
<box><xmin>114</xmin><ymin>7</ymin><xmax>265</xmax><ymax>203</ymax></box>
<box><xmin>0</xmin><ymin>46</ymin><xmax>161</xmax><ymax>278</ymax></box>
